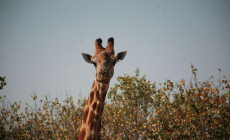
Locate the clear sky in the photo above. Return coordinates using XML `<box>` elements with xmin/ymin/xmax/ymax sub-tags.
<box><xmin>0</xmin><ymin>0</ymin><xmax>230</xmax><ymax>104</ymax></box>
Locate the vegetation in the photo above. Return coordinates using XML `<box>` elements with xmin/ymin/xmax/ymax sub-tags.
<box><xmin>0</xmin><ymin>66</ymin><xmax>229</xmax><ymax>139</ymax></box>
<box><xmin>102</xmin><ymin>66</ymin><xmax>230</xmax><ymax>139</ymax></box>
<box><xmin>0</xmin><ymin>76</ymin><xmax>7</xmax><ymax>90</ymax></box>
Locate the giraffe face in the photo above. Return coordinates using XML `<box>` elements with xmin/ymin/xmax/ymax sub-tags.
<box><xmin>82</xmin><ymin>51</ymin><xmax>127</xmax><ymax>83</ymax></box>
<box><xmin>82</xmin><ymin>37</ymin><xmax>127</xmax><ymax>83</ymax></box>
<box><xmin>92</xmin><ymin>51</ymin><xmax>116</xmax><ymax>83</ymax></box>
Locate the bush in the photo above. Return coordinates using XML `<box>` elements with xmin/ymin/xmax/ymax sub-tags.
<box><xmin>0</xmin><ymin>76</ymin><xmax>7</xmax><ymax>90</ymax></box>
<box><xmin>102</xmin><ymin>66</ymin><xmax>230</xmax><ymax>139</ymax></box>
<box><xmin>0</xmin><ymin>66</ymin><xmax>229</xmax><ymax>139</ymax></box>
<box><xmin>0</xmin><ymin>94</ymin><xmax>86</xmax><ymax>139</ymax></box>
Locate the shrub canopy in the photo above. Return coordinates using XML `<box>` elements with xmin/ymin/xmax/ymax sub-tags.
<box><xmin>0</xmin><ymin>66</ymin><xmax>229</xmax><ymax>139</ymax></box>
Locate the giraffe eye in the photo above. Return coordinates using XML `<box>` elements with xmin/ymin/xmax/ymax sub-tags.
<box><xmin>93</xmin><ymin>62</ymin><xmax>97</xmax><ymax>67</ymax></box>
<box><xmin>112</xmin><ymin>61</ymin><xmax>116</xmax><ymax>65</ymax></box>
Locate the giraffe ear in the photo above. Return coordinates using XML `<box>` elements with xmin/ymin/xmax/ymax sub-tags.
<box><xmin>116</xmin><ymin>51</ymin><xmax>127</xmax><ymax>62</ymax></box>
<box><xmin>82</xmin><ymin>53</ymin><xmax>93</xmax><ymax>64</ymax></box>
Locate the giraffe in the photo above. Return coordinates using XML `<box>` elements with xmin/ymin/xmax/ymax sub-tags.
<box><xmin>79</xmin><ymin>37</ymin><xmax>127</xmax><ymax>140</ymax></box>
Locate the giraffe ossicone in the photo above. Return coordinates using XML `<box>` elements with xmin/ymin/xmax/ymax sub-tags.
<box><xmin>79</xmin><ymin>37</ymin><xmax>127</xmax><ymax>140</ymax></box>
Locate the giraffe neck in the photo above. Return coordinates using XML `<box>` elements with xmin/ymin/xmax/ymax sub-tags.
<box><xmin>79</xmin><ymin>78</ymin><xmax>110</xmax><ymax>140</ymax></box>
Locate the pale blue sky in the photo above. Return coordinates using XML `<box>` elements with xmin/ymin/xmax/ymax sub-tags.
<box><xmin>0</xmin><ymin>0</ymin><xmax>230</xmax><ymax>104</ymax></box>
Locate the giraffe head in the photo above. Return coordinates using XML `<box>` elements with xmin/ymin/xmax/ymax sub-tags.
<box><xmin>82</xmin><ymin>37</ymin><xmax>127</xmax><ymax>83</ymax></box>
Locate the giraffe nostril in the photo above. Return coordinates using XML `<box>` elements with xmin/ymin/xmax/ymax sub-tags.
<box><xmin>104</xmin><ymin>71</ymin><xmax>108</xmax><ymax>76</ymax></box>
<box><xmin>100</xmin><ymin>70</ymin><xmax>108</xmax><ymax>76</ymax></box>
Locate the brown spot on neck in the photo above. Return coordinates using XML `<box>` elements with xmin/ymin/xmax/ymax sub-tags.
<box><xmin>88</xmin><ymin>111</ymin><xmax>95</xmax><ymax>130</ymax></box>
<box><xmin>78</xmin><ymin>128</ymin><xmax>86</xmax><ymax>140</ymax></box>
<box><xmin>89</xmin><ymin>91</ymin><xmax>94</xmax><ymax>104</ymax></box>
<box><xmin>82</xmin><ymin>108</ymin><xmax>89</xmax><ymax>124</ymax></box>
<box><xmin>101</xmin><ymin>92</ymin><xmax>107</xmax><ymax>102</ymax></box>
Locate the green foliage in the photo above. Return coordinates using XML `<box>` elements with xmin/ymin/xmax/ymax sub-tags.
<box><xmin>102</xmin><ymin>68</ymin><xmax>156</xmax><ymax>139</ymax></box>
<box><xmin>102</xmin><ymin>66</ymin><xmax>230</xmax><ymax>139</ymax></box>
<box><xmin>0</xmin><ymin>94</ymin><xmax>86</xmax><ymax>139</ymax></box>
<box><xmin>0</xmin><ymin>67</ymin><xmax>229</xmax><ymax>139</ymax></box>
<box><xmin>0</xmin><ymin>76</ymin><xmax>7</xmax><ymax>90</ymax></box>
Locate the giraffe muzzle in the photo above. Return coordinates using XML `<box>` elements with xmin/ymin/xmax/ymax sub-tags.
<box><xmin>99</xmin><ymin>70</ymin><xmax>108</xmax><ymax>76</ymax></box>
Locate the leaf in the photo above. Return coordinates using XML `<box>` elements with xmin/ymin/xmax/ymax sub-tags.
<box><xmin>163</xmin><ymin>87</ymin><xmax>168</xmax><ymax>91</ymax></box>
<box><xmin>180</xmin><ymin>80</ymin><xmax>185</xmax><ymax>85</ymax></box>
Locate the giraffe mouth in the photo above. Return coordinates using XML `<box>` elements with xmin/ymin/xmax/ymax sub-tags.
<box><xmin>97</xmin><ymin>77</ymin><xmax>110</xmax><ymax>83</ymax></box>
